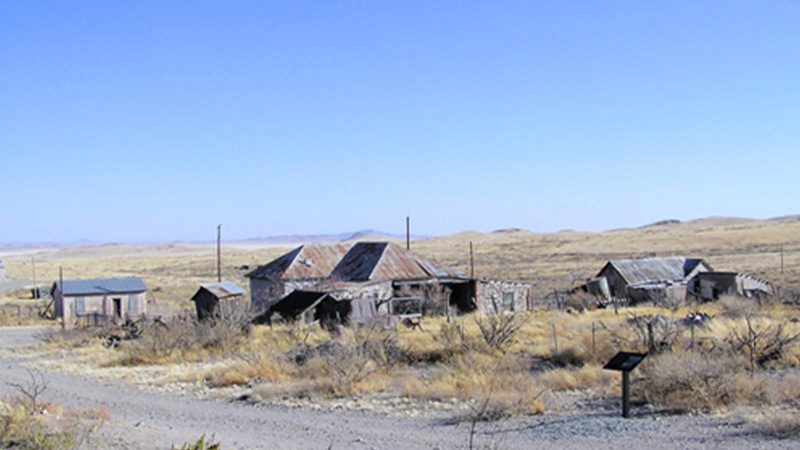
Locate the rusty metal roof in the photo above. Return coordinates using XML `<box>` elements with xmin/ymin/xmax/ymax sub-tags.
<box><xmin>246</xmin><ymin>244</ymin><xmax>351</xmax><ymax>280</ymax></box>
<box><xmin>332</xmin><ymin>242</ymin><xmax>463</xmax><ymax>282</ymax></box>
<box><xmin>601</xmin><ymin>257</ymin><xmax>709</xmax><ymax>286</ymax></box>
<box><xmin>197</xmin><ymin>281</ymin><xmax>245</xmax><ymax>299</ymax></box>
<box><xmin>249</xmin><ymin>241</ymin><xmax>463</xmax><ymax>282</ymax></box>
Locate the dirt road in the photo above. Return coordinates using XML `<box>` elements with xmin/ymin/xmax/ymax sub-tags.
<box><xmin>0</xmin><ymin>327</ymin><xmax>793</xmax><ymax>449</ymax></box>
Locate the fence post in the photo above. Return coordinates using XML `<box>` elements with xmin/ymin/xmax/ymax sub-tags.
<box><xmin>591</xmin><ymin>321</ymin><xmax>597</xmax><ymax>360</ymax></box>
<box><xmin>551</xmin><ymin>321</ymin><xmax>559</xmax><ymax>353</ymax></box>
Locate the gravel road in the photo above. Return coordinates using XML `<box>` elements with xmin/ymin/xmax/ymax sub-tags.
<box><xmin>0</xmin><ymin>327</ymin><xmax>795</xmax><ymax>449</ymax></box>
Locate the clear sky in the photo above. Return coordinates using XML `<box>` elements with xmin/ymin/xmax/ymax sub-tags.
<box><xmin>2</xmin><ymin>1</ymin><xmax>799</xmax><ymax>243</ymax></box>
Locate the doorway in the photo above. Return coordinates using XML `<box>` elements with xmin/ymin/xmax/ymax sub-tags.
<box><xmin>112</xmin><ymin>298</ymin><xmax>122</xmax><ymax>319</ymax></box>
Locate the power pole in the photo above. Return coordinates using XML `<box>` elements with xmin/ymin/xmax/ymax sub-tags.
<box><xmin>469</xmin><ymin>241</ymin><xmax>475</xmax><ymax>278</ymax></box>
<box><xmin>31</xmin><ymin>257</ymin><xmax>37</xmax><ymax>298</ymax></box>
<box><xmin>59</xmin><ymin>266</ymin><xmax>64</xmax><ymax>330</ymax></box>
<box><xmin>405</xmin><ymin>216</ymin><xmax>410</xmax><ymax>251</ymax></box>
<box><xmin>216</xmin><ymin>224</ymin><xmax>222</xmax><ymax>282</ymax></box>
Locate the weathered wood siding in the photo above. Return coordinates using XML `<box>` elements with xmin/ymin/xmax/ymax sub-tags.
<box><xmin>55</xmin><ymin>290</ymin><xmax>146</xmax><ymax>325</ymax></box>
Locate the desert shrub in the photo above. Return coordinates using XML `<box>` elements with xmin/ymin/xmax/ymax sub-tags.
<box><xmin>546</xmin><ymin>346</ymin><xmax>588</xmax><ymax>368</ymax></box>
<box><xmin>725</xmin><ymin>315</ymin><xmax>800</xmax><ymax>371</ymax></box>
<box><xmin>174</xmin><ymin>434</ymin><xmax>222</xmax><ymax>450</ymax></box>
<box><xmin>474</xmin><ymin>313</ymin><xmax>527</xmax><ymax>352</ymax></box>
<box><xmin>117</xmin><ymin>318</ymin><xmax>247</xmax><ymax>365</ymax></box>
<box><xmin>748</xmin><ymin>411</ymin><xmax>800</xmax><ymax>438</ymax></box>
<box><xmin>642</xmin><ymin>352</ymin><xmax>744</xmax><ymax>412</ymax></box>
<box><xmin>0</xmin><ymin>371</ymin><xmax>105</xmax><ymax>450</ymax></box>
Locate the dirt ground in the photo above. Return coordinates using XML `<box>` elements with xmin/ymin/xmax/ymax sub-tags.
<box><xmin>0</xmin><ymin>327</ymin><xmax>795</xmax><ymax>450</ymax></box>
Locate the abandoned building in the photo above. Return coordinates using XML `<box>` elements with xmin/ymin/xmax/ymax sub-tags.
<box><xmin>595</xmin><ymin>257</ymin><xmax>712</xmax><ymax>304</ymax></box>
<box><xmin>246</xmin><ymin>241</ymin><xmax>531</xmax><ymax>325</ymax></box>
<box><xmin>688</xmin><ymin>272</ymin><xmax>774</xmax><ymax>301</ymax></box>
<box><xmin>191</xmin><ymin>281</ymin><xmax>245</xmax><ymax>321</ymax></box>
<box><xmin>52</xmin><ymin>277</ymin><xmax>148</xmax><ymax>326</ymax></box>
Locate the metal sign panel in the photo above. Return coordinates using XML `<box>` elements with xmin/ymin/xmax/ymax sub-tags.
<box><xmin>603</xmin><ymin>351</ymin><xmax>647</xmax><ymax>372</ymax></box>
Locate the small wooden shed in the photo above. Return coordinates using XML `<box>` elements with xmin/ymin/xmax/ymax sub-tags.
<box><xmin>191</xmin><ymin>281</ymin><xmax>245</xmax><ymax>321</ymax></box>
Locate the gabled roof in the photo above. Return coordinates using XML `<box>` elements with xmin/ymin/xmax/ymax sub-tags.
<box><xmin>600</xmin><ymin>257</ymin><xmax>710</xmax><ymax>286</ymax></box>
<box><xmin>245</xmin><ymin>244</ymin><xmax>351</xmax><ymax>280</ymax></box>
<box><xmin>54</xmin><ymin>277</ymin><xmax>148</xmax><ymax>296</ymax></box>
<box><xmin>193</xmin><ymin>281</ymin><xmax>245</xmax><ymax>300</ymax></box>
<box><xmin>332</xmin><ymin>242</ymin><xmax>462</xmax><ymax>282</ymax></box>
<box><xmin>247</xmin><ymin>241</ymin><xmax>463</xmax><ymax>283</ymax></box>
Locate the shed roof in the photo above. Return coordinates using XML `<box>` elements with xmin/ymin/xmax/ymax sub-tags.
<box><xmin>55</xmin><ymin>277</ymin><xmax>148</xmax><ymax>296</ymax></box>
<box><xmin>245</xmin><ymin>244</ymin><xmax>351</xmax><ymax>280</ymax></box>
<box><xmin>601</xmin><ymin>257</ymin><xmax>708</xmax><ymax>286</ymax></box>
<box><xmin>194</xmin><ymin>281</ymin><xmax>245</xmax><ymax>300</ymax></box>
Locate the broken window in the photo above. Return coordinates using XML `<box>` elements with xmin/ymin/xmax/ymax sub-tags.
<box><xmin>502</xmin><ymin>292</ymin><xmax>515</xmax><ymax>311</ymax></box>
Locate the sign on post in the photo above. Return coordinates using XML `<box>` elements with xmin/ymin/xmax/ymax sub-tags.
<box><xmin>603</xmin><ymin>351</ymin><xmax>647</xmax><ymax>418</ymax></box>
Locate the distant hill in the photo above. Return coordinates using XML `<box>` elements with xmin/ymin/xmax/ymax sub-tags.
<box><xmin>238</xmin><ymin>229</ymin><xmax>429</xmax><ymax>245</ymax></box>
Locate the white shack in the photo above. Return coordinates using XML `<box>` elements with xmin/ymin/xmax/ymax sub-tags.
<box><xmin>52</xmin><ymin>277</ymin><xmax>148</xmax><ymax>326</ymax></box>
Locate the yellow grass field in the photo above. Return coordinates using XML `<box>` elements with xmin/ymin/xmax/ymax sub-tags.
<box><xmin>2</xmin><ymin>216</ymin><xmax>798</xmax><ymax>309</ymax></box>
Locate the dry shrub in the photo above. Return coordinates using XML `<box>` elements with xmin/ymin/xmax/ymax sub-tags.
<box><xmin>749</xmin><ymin>410</ymin><xmax>800</xmax><ymax>438</ymax></box>
<box><xmin>403</xmin><ymin>353</ymin><xmax>546</xmax><ymax>419</ymax></box>
<box><xmin>547</xmin><ymin>345</ymin><xmax>589</xmax><ymax>368</ymax></box>
<box><xmin>642</xmin><ymin>352</ymin><xmax>745</xmax><ymax>412</ymax></box>
<box><xmin>474</xmin><ymin>313</ymin><xmax>527</xmax><ymax>352</ymax></box>
<box><xmin>117</xmin><ymin>318</ymin><xmax>247</xmax><ymax>365</ymax></box>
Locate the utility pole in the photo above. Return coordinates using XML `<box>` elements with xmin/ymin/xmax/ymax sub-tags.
<box><xmin>31</xmin><ymin>257</ymin><xmax>37</xmax><ymax>298</ymax></box>
<box><xmin>469</xmin><ymin>241</ymin><xmax>475</xmax><ymax>278</ymax></box>
<box><xmin>216</xmin><ymin>224</ymin><xmax>222</xmax><ymax>282</ymax></box>
<box><xmin>405</xmin><ymin>216</ymin><xmax>410</xmax><ymax>251</ymax></box>
<box><xmin>59</xmin><ymin>266</ymin><xmax>64</xmax><ymax>330</ymax></box>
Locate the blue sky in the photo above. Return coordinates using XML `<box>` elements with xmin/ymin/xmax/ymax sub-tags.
<box><xmin>2</xmin><ymin>1</ymin><xmax>799</xmax><ymax>243</ymax></box>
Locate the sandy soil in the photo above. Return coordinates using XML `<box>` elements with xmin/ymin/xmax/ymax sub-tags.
<box><xmin>0</xmin><ymin>327</ymin><xmax>796</xmax><ymax>449</ymax></box>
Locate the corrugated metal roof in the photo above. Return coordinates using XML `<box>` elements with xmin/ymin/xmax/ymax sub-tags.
<box><xmin>248</xmin><ymin>241</ymin><xmax>463</xmax><ymax>283</ymax></box>
<box><xmin>333</xmin><ymin>242</ymin><xmax>463</xmax><ymax>282</ymax></box>
<box><xmin>55</xmin><ymin>277</ymin><xmax>148</xmax><ymax>296</ymax></box>
<box><xmin>199</xmin><ymin>281</ymin><xmax>245</xmax><ymax>299</ymax></box>
<box><xmin>602</xmin><ymin>257</ymin><xmax>708</xmax><ymax>286</ymax></box>
<box><xmin>245</xmin><ymin>244</ymin><xmax>351</xmax><ymax>280</ymax></box>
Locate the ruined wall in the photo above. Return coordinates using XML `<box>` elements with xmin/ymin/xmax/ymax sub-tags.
<box><xmin>475</xmin><ymin>280</ymin><xmax>531</xmax><ymax>314</ymax></box>
<box><xmin>249</xmin><ymin>278</ymin><xmax>284</xmax><ymax>312</ymax></box>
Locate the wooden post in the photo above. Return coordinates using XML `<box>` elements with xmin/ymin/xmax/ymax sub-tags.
<box><xmin>469</xmin><ymin>241</ymin><xmax>475</xmax><ymax>279</ymax></box>
<box><xmin>622</xmin><ymin>371</ymin><xmax>631</xmax><ymax>418</ymax></box>
<box><xmin>690</xmin><ymin>323</ymin><xmax>696</xmax><ymax>352</ymax></box>
<box><xmin>59</xmin><ymin>266</ymin><xmax>65</xmax><ymax>330</ymax></box>
<box><xmin>591</xmin><ymin>321</ymin><xmax>596</xmax><ymax>360</ymax></box>
<box><xmin>551</xmin><ymin>321</ymin><xmax>559</xmax><ymax>353</ymax></box>
<box><xmin>31</xmin><ymin>257</ymin><xmax>37</xmax><ymax>298</ymax></box>
<box><xmin>216</xmin><ymin>224</ymin><xmax>222</xmax><ymax>282</ymax></box>
<box><xmin>406</xmin><ymin>216</ymin><xmax>410</xmax><ymax>250</ymax></box>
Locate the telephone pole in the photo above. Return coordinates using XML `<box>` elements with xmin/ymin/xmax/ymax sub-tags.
<box><xmin>216</xmin><ymin>224</ymin><xmax>222</xmax><ymax>282</ymax></box>
<box><xmin>405</xmin><ymin>216</ymin><xmax>410</xmax><ymax>250</ymax></box>
<box><xmin>469</xmin><ymin>241</ymin><xmax>475</xmax><ymax>278</ymax></box>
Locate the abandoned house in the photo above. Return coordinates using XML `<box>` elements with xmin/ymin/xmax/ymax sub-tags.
<box><xmin>191</xmin><ymin>281</ymin><xmax>245</xmax><ymax>321</ymax></box>
<box><xmin>52</xmin><ymin>277</ymin><xmax>148</xmax><ymax>326</ymax></box>
<box><xmin>595</xmin><ymin>257</ymin><xmax>712</xmax><ymax>304</ymax></box>
<box><xmin>246</xmin><ymin>241</ymin><xmax>531</xmax><ymax>325</ymax></box>
<box><xmin>688</xmin><ymin>272</ymin><xmax>774</xmax><ymax>301</ymax></box>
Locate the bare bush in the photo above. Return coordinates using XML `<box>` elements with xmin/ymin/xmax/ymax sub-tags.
<box><xmin>726</xmin><ymin>315</ymin><xmax>800</xmax><ymax>372</ymax></box>
<box><xmin>642</xmin><ymin>352</ymin><xmax>744</xmax><ymax>412</ymax></box>
<box><xmin>474</xmin><ymin>313</ymin><xmax>527</xmax><ymax>352</ymax></box>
